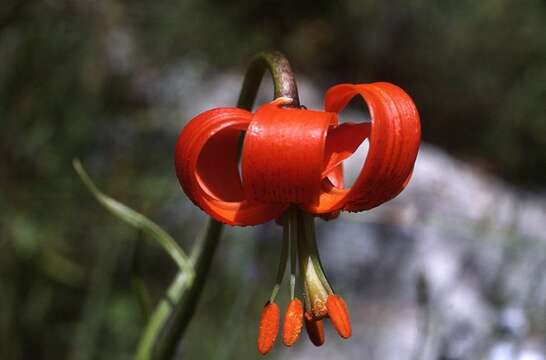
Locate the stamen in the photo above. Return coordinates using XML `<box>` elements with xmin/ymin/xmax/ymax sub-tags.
<box><xmin>304</xmin><ymin>311</ymin><xmax>325</xmax><ymax>346</ymax></box>
<box><xmin>269</xmin><ymin>212</ymin><xmax>291</xmax><ymax>303</ymax></box>
<box><xmin>326</xmin><ymin>295</ymin><xmax>352</xmax><ymax>339</ymax></box>
<box><xmin>282</xmin><ymin>298</ymin><xmax>303</xmax><ymax>347</ymax></box>
<box><xmin>288</xmin><ymin>206</ymin><xmax>298</xmax><ymax>300</ymax></box>
<box><xmin>257</xmin><ymin>302</ymin><xmax>280</xmax><ymax>355</ymax></box>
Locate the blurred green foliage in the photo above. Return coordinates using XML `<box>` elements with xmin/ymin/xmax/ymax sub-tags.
<box><xmin>1</xmin><ymin>0</ymin><xmax>545</xmax><ymax>359</ymax></box>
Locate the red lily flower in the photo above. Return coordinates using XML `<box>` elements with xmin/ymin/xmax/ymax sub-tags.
<box><xmin>175</xmin><ymin>82</ymin><xmax>420</xmax><ymax>225</ymax></box>
<box><xmin>175</xmin><ymin>82</ymin><xmax>420</xmax><ymax>354</ymax></box>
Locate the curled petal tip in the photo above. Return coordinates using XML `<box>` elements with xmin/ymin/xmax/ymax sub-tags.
<box><xmin>257</xmin><ymin>302</ymin><xmax>280</xmax><ymax>355</ymax></box>
<box><xmin>282</xmin><ymin>298</ymin><xmax>304</xmax><ymax>347</ymax></box>
<box><xmin>304</xmin><ymin>311</ymin><xmax>325</xmax><ymax>346</ymax></box>
<box><xmin>175</xmin><ymin>107</ymin><xmax>286</xmax><ymax>226</ymax></box>
<box><xmin>326</xmin><ymin>295</ymin><xmax>352</xmax><ymax>339</ymax></box>
<box><xmin>271</xmin><ymin>96</ymin><xmax>293</xmax><ymax>106</ymax></box>
<box><xmin>311</xmin><ymin>82</ymin><xmax>421</xmax><ymax>214</ymax></box>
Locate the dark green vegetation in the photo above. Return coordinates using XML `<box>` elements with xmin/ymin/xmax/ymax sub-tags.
<box><xmin>1</xmin><ymin>0</ymin><xmax>545</xmax><ymax>359</ymax></box>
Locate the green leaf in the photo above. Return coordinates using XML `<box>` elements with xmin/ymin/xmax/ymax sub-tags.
<box><xmin>72</xmin><ymin>159</ymin><xmax>194</xmax><ymax>279</ymax></box>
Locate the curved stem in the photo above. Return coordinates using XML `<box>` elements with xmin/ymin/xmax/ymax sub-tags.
<box><xmin>136</xmin><ymin>50</ymin><xmax>300</xmax><ymax>360</ymax></box>
<box><xmin>237</xmin><ymin>50</ymin><xmax>300</xmax><ymax>109</ymax></box>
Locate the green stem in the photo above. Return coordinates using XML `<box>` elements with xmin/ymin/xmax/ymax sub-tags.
<box><xmin>136</xmin><ymin>50</ymin><xmax>300</xmax><ymax>360</ymax></box>
<box><xmin>237</xmin><ymin>50</ymin><xmax>300</xmax><ymax>109</ymax></box>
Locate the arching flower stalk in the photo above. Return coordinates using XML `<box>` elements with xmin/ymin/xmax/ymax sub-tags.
<box><xmin>175</xmin><ymin>81</ymin><xmax>420</xmax><ymax>354</ymax></box>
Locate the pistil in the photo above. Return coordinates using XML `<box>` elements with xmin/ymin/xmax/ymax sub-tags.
<box><xmin>296</xmin><ymin>209</ymin><xmax>352</xmax><ymax>341</ymax></box>
<box><xmin>257</xmin><ymin>210</ymin><xmax>292</xmax><ymax>355</ymax></box>
<box><xmin>297</xmin><ymin>211</ymin><xmax>334</xmax><ymax>318</ymax></box>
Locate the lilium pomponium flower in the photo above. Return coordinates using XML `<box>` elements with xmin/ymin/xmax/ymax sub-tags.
<box><xmin>175</xmin><ymin>82</ymin><xmax>421</xmax><ymax>354</ymax></box>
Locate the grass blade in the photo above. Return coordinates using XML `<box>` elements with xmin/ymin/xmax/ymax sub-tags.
<box><xmin>72</xmin><ymin>159</ymin><xmax>194</xmax><ymax>279</ymax></box>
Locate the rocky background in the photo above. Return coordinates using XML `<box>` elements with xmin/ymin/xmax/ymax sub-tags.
<box><xmin>1</xmin><ymin>1</ymin><xmax>545</xmax><ymax>359</ymax></box>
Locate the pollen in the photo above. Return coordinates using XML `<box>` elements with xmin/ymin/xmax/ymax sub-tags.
<box><xmin>257</xmin><ymin>302</ymin><xmax>280</xmax><ymax>355</ymax></box>
<box><xmin>282</xmin><ymin>298</ymin><xmax>304</xmax><ymax>347</ymax></box>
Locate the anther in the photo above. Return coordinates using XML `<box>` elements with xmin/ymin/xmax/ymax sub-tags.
<box><xmin>282</xmin><ymin>298</ymin><xmax>304</xmax><ymax>347</ymax></box>
<box><xmin>257</xmin><ymin>302</ymin><xmax>280</xmax><ymax>355</ymax></box>
<box><xmin>304</xmin><ymin>311</ymin><xmax>325</xmax><ymax>346</ymax></box>
<box><xmin>326</xmin><ymin>295</ymin><xmax>352</xmax><ymax>339</ymax></box>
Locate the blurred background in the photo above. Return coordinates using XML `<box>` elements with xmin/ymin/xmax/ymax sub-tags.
<box><xmin>1</xmin><ymin>0</ymin><xmax>545</xmax><ymax>359</ymax></box>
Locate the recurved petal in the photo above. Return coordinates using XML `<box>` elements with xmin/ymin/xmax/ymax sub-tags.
<box><xmin>344</xmin><ymin>82</ymin><xmax>420</xmax><ymax>211</ymax></box>
<box><xmin>306</xmin><ymin>82</ymin><xmax>421</xmax><ymax>214</ymax></box>
<box><xmin>241</xmin><ymin>103</ymin><xmax>335</xmax><ymax>205</ymax></box>
<box><xmin>321</xmin><ymin>122</ymin><xmax>370</xmax><ymax>179</ymax></box>
<box><xmin>175</xmin><ymin>108</ymin><xmax>287</xmax><ymax>226</ymax></box>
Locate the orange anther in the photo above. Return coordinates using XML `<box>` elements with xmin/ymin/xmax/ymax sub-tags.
<box><xmin>304</xmin><ymin>311</ymin><xmax>325</xmax><ymax>346</ymax></box>
<box><xmin>326</xmin><ymin>295</ymin><xmax>352</xmax><ymax>339</ymax></box>
<box><xmin>282</xmin><ymin>298</ymin><xmax>304</xmax><ymax>347</ymax></box>
<box><xmin>257</xmin><ymin>302</ymin><xmax>280</xmax><ymax>355</ymax></box>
